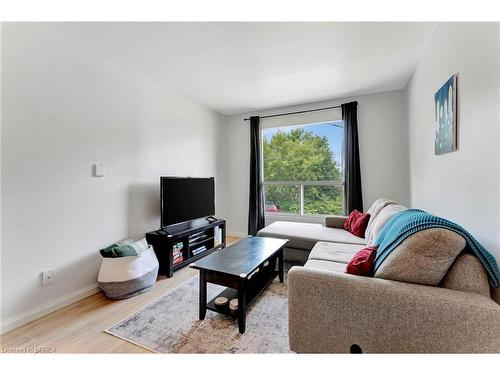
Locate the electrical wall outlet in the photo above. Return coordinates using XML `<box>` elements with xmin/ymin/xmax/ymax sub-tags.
<box><xmin>93</xmin><ymin>163</ymin><xmax>105</xmax><ymax>177</ymax></box>
<box><xmin>41</xmin><ymin>270</ymin><xmax>55</xmax><ymax>285</ymax></box>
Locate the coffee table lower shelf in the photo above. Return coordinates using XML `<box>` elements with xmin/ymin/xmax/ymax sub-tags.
<box><xmin>206</xmin><ymin>269</ymin><xmax>279</xmax><ymax>318</ymax></box>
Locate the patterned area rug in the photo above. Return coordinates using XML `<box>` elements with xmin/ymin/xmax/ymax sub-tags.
<box><xmin>106</xmin><ymin>262</ymin><xmax>301</xmax><ymax>353</ymax></box>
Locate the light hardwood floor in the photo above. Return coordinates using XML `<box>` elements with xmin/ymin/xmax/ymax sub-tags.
<box><xmin>0</xmin><ymin>236</ymin><xmax>241</xmax><ymax>353</ymax></box>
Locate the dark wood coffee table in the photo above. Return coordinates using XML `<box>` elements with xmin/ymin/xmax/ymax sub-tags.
<box><xmin>190</xmin><ymin>236</ymin><xmax>288</xmax><ymax>334</ymax></box>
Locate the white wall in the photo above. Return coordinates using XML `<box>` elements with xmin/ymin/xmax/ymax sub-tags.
<box><xmin>224</xmin><ymin>90</ymin><xmax>410</xmax><ymax>236</ymax></box>
<box><xmin>0</xmin><ymin>24</ymin><xmax>227</xmax><ymax>332</ymax></box>
<box><xmin>407</xmin><ymin>23</ymin><xmax>500</xmax><ymax>260</ymax></box>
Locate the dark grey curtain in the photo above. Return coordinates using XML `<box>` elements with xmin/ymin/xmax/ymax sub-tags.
<box><xmin>248</xmin><ymin>116</ymin><xmax>265</xmax><ymax>235</ymax></box>
<box><xmin>342</xmin><ymin>101</ymin><xmax>363</xmax><ymax>214</ymax></box>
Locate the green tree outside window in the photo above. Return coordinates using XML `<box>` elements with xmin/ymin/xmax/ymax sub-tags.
<box><xmin>263</xmin><ymin>127</ymin><xmax>343</xmax><ymax>215</ymax></box>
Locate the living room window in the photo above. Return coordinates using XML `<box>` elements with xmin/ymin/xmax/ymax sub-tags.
<box><xmin>262</xmin><ymin>120</ymin><xmax>344</xmax><ymax>217</ymax></box>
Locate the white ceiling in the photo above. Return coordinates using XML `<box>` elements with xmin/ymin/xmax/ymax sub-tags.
<box><xmin>41</xmin><ymin>22</ymin><xmax>436</xmax><ymax>115</ymax></box>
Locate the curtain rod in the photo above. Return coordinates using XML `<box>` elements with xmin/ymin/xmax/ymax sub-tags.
<box><xmin>243</xmin><ymin>104</ymin><xmax>341</xmax><ymax>121</ymax></box>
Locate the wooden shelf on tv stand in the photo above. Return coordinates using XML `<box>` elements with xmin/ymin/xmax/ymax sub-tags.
<box><xmin>146</xmin><ymin>218</ymin><xmax>226</xmax><ymax>278</ymax></box>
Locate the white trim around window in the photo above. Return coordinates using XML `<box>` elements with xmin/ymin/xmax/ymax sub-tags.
<box><xmin>261</xmin><ymin>118</ymin><xmax>345</xmax><ymax>223</ymax></box>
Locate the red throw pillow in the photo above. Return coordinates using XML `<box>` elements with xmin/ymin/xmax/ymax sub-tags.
<box><xmin>343</xmin><ymin>209</ymin><xmax>371</xmax><ymax>238</ymax></box>
<box><xmin>346</xmin><ymin>246</ymin><xmax>377</xmax><ymax>276</ymax></box>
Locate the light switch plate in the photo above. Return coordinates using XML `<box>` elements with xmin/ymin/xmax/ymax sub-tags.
<box><xmin>93</xmin><ymin>163</ymin><xmax>105</xmax><ymax>177</ymax></box>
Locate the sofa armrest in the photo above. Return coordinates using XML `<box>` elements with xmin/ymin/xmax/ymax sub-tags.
<box><xmin>324</xmin><ymin>215</ymin><xmax>348</xmax><ymax>228</ymax></box>
<box><xmin>288</xmin><ymin>266</ymin><xmax>500</xmax><ymax>353</ymax></box>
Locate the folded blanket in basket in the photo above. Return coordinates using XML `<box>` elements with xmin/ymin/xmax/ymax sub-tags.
<box><xmin>100</xmin><ymin>238</ymin><xmax>149</xmax><ymax>258</ymax></box>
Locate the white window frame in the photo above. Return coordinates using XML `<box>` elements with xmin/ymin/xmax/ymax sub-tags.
<box><xmin>261</xmin><ymin>119</ymin><xmax>344</xmax><ymax>222</ymax></box>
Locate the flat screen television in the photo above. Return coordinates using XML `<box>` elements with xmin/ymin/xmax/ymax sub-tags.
<box><xmin>160</xmin><ymin>177</ymin><xmax>215</xmax><ymax>227</ymax></box>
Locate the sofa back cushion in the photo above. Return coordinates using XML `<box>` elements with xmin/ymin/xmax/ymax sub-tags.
<box><xmin>374</xmin><ymin>228</ymin><xmax>466</xmax><ymax>286</ymax></box>
<box><xmin>366</xmin><ymin>203</ymin><xmax>406</xmax><ymax>246</ymax></box>
<box><xmin>365</xmin><ymin>199</ymin><xmax>397</xmax><ymax>240</ymax></box>
<box><xmin>440</xmin><ymin>252</ymin><xmax>490</xmax><ymax>297</ymax></box>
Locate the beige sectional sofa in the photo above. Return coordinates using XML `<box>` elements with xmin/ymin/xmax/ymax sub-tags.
<box><xmin>257</xmin><ymin>199</ymin><xmax>500</xmax><ymax>353</ymax></box>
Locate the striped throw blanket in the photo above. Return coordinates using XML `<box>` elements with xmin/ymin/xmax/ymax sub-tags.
<box><xmin>374</xmin><ymin>209</ymin><xmax>500</xmax><ymax>288</ymax></box>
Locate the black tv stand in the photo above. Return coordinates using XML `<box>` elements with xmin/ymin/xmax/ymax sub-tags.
<box><xmin>146</xmin><ymin>219</ymin><xmax>226</xmax><ymax>277</ymax></box>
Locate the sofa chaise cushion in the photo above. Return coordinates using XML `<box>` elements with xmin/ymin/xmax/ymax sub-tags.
<box><xmin>374</xmin><ymin>228</ymin><xmax>466</xmax><ymax>286</ymax></box>
<box><xmin>309</xmin><ymin>241</ymin><xmax>363</xmax><ymax>264</ymax></box>
<box><xmin>257</xmin><ymin>221</ymin><xmax>365</xmax><ymax>251</ymax></box>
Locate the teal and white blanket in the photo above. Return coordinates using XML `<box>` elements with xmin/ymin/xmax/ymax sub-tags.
<box><xmin>374</xmin><ymin>209</ymin><xmax>500</xmax><ymax>288</ymax></box>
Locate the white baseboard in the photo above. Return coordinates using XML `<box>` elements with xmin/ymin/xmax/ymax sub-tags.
<box><xmin>0</xmin><ymin>283</ymin><xmax>100</xmax><ymax>335</ymax></box>
<box><xmin>227</xmin><ymin>232</ymin><xmax>247</xmax><ymax>239</ymax></box>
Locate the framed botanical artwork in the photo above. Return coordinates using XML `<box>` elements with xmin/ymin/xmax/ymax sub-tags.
<box><xmin>434</xmin><ymin>74</ymin><xmax>457</xmax><ymax>155</ymax></box>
